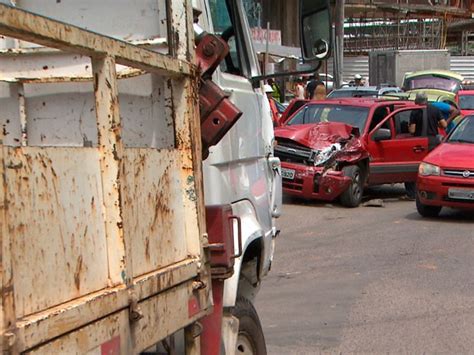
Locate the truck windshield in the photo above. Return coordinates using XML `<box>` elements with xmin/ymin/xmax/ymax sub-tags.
<box><xmin>287</xmin><ymin>104</ymin><xmax>369</xmax><ymax>132</ymax></box>
<box><xmin>447</xmin><ymin>116</ymin><xmax>474</xmax><ymax>144</ymax></box>
<box><xmin>403</xmin><ymin>74</ymin><xmax>461</xmax><ymax>93</ymax></box>
<box><xmin>459</xmin><ymin>94</ymin><xmax>474</xmax><ymax>110</ymax></box>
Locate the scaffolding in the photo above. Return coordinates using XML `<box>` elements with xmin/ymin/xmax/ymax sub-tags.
<box><xmin>344</xmin><ymin>17</ymin><xmax>447</xmax><ymax>55</ymax></box>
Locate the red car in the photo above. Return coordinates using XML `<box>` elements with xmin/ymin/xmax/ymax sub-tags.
<box><xmin>274</xmin><ymin>98</ymin><xmax>433</xmax><ymax>207</ymax></box>
<box><xmin>456</xmin><ymin>90</ymin><xmax>474</xmax><ymax>117</ymax></box>
<box><xmin>416</xmin><ymin>115</ymin><xmax>474</xmax><ymax>217</ymax></box>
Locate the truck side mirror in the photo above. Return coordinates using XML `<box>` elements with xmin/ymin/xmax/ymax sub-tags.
<box><xmin>300</xmin><ymin>0</ymin><xmax>331</xmax><ymax>62</ymax></box>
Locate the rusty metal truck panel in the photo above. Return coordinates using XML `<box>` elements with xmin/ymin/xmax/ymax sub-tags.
<box><xmin>0</xmin><ymin>2</ymin><xmax>211</xmax><ymax>353</ymax></box>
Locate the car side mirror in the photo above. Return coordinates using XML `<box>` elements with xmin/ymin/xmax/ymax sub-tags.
<box><xmin>372</xmin><ymin>128</ymin><xmax>391</xmax><ymax>141</ymax></box>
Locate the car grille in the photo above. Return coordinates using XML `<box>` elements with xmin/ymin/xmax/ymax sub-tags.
<box><xmin>443</xmin><ymin>169</ymin><xmax>474</xmax><ymax>179</ymax></box>
<box><xmin>274</xmin><ymin>139</ymin><xmax>315</xmax><ymax>165</ymax></box>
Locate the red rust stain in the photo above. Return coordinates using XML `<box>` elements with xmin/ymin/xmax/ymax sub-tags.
<box><xmin>74</xmin><ymin>255</ymin><xmax>83</xmax><ymax>290</ymax></box>
<box><xmin>151</xmin><ymin>166</ymin><xmax>172</xmax><ymax>232</ymax></box>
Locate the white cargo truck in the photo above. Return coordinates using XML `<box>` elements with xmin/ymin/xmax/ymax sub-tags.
<box><xmin>0</xmin><ymin>1</ymin><xmax>330</xmax><ymax>353</ymax></box>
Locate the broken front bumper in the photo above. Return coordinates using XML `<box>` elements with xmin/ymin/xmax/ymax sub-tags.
<box><xmin>281</xmin><ymin>162</ymin><xmax>352</xmax><ymax>201</ymax></box>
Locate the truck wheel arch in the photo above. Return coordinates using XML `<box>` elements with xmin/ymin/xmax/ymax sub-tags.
<box><xmin>222</xmin><ymin>200</ymin><xmax>265</xmax><ymax>308</ymax></box>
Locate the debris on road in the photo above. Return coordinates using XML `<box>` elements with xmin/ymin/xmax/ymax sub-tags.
<box><xmin>362</xmin><ymin>199</ymin><xmax>385</xmax><ymax>207</ymax></box>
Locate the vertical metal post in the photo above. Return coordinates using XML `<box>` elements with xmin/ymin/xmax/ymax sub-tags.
<box><xmin>264</xmin><ymin>21</ymin><xmax>270</xmax><ymax>76</ymax></box>
<box><xmin>16</xmin><ymin>83</ymin><xmax>27</xmax><ymax>147</ymax></box>
<box><xmin>0</xmin><ymin>122</ymin><xmax>18</xmax><ymax>354</ymax></box>
<box><xmin>334</xmin><ymin>0</ymin><xmax>345</xmax><ymax>89</ymax></box>
<box><xmin>92</xmin><ymin>55</ymin><xmax>132</xmax><ymax>287</ymax></box>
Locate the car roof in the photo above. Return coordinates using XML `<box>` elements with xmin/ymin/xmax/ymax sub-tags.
<box><xmin>333</xmin><ymin>86</ymin><xmax>377</xmax><ymax>91</ymax></box>
<box><xmin>304</xmin><ymin>98</ymin><xmax>412</xmax><ymax>108</ymax></box>
<box><xmin>404</xmin><ymin>70</ymin><xmax>464</xmax><ymax>81</ymax></box>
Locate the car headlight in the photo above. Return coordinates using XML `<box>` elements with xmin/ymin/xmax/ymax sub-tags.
<box><xmin>418</xmin><ymin>162</ymin><xmax>440</xmax><ymax>176</ymax></box>
<box><xmin>313</xmin><ymin>143</ymin><xmax>341</xmax><ymax>167</ymax></box>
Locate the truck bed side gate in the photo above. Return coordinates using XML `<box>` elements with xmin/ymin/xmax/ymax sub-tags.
<box><xmin>0</xmin><ymin>2</ymin><xmax>212</xmax><ymax>353</ymax></box>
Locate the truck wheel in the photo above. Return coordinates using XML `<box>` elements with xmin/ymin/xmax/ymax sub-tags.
<box><xmin>232</xmin><ymin>297</ymin><xmax>267</xmax><ymax>355</ymax></box>
<box><xmin>416</xmin><ymin>194</ymin><xmax>441</xmax><ymax>217</ymax></box>
<box><xmin>340</xmin><ymin>165</ymin><xmax>363</xmax><ymax>208</ymax></box>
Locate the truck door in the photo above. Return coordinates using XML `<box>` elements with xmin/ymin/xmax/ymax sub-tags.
<box><xmin>367</xmin><ymin>107</ymin><xmax>429</xmax><ymax>185</ymax></box>
<box><xmin>202</xmin><ymin>0</ymin><xmax>279</xmax><ymax>303</ymax></box>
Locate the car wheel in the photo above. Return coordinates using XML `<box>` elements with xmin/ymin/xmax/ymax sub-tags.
<box><xmin>416</xmin><ymin>194</ymin><xmax>441</xmax><ymax>217</ymax></box>
<box><xmin>232</xmin><ymin>297</ymin><xmax>267</xmax><ymax>355</ymax></box>
<box><xmin>340</xmin><ymin>165</ymin><xmax>363</xmax><ymax>208</ymax></box>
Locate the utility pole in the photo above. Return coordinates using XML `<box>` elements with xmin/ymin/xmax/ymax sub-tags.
<box><xmin>334</xmin><ymin>0</ymin><xmax>344</xmax><ymax>88</ymax></box>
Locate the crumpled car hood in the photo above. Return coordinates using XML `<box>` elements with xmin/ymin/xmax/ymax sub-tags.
<box><xmin>275</xmin><ymin>122</ymin><xmax>369</xmax><ymax>164</ymax></box>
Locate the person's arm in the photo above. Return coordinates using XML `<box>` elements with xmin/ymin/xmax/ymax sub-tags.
<box><xmin>408</xmin><ymin>111</ymin><xmax>417</xmax><ymax>134</ymax></box>
<box><xmin>438</xmin><ymin>109</ymin><xmax>447</xmax><ymax>129</ymax></box>
<box><xmin>446</xmin><ymin>106</ymin><xmax>461</xmax><ymax>126</ymax></box>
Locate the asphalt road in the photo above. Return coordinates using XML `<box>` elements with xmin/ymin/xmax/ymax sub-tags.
<box><xmin>256</xmin><ymin>185</ymin><xmax>474</xmax><ymax>354</ymax></box>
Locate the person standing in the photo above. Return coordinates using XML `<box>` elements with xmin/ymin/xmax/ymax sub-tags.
<box><xmin>313</xmin><ymin>82</ymin><xmax>327</xmax><ymax>101</ymax></box>
<box><xmin>267</xmin><ymin>78</ymin><xmax>282</xmax><ymax>103</ymax></box>
<box><xmin>305</xmin><ymin>73</ymin><xmax>320</xmax><ymax>99</ymax></box>
<box><xmin>409</xmin><ymin>93</ymin><xmax>448</xmax><ymax>151</ymax></box>
<box><xmin>432</xmin><ymin>100</ymin><xmax>461</xmax><ymax>134</ymax></box>
<box><xmin>264</xmin><ymin>84</ymin><xmax>280</xmax><ymax>126</ymax></box>
<box><xmin>294</xmin><ymin>78</ymin><xmax>305</xmax><ymax>99</ymax></box>
<box><xmin>354</xmin><ymin>74</ymin><xmax>363</xmax><ymax>86</ymax></box>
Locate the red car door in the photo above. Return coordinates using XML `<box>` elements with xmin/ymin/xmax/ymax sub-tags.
<box><xmin>366</xmin><ymin>106</ymin><xmax>429</xmax><ymax>185</ymax></box>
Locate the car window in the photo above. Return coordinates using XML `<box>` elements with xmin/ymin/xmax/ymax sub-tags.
<box><xmin>459</xmin><ymin>95</ymin><xmax>474</xmax><ymax>110</ymax></box>
<box><xmin>403</xmin><ymin>74</ymin><xmax>461</xmax><ymax>93</ymax></box>
<box><xmin>448</xmin><ymin>116</ymin><xmax>474</xmax><ymax>143</ymax></box>
<box><xmin>287</xmin><ymin>104</ymin><xmax>370</xmax><ymax>132</ymax></box>
<box><xmin>395</xmin><ymin>109</ymin><xmax>423</xmax><ymax>136</ymax></box>
<box><xmin>369</xmin><ymin>106</ymin><xmax>390</xmax><ymax>131</ymax></box>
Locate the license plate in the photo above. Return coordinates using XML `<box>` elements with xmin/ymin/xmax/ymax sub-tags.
<box><xmin>448</xmin><ymin>188</ymin><xmax>474</xmax><ymax>201</ymax></box>
<box><xmin>281</xmin><ymin>168</ymin><xmax>295</xmax><ymax>180</ymax></box>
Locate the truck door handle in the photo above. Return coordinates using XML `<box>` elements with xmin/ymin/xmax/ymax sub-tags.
<box><xmin>229</xmin><ymin>215</ymin><xmax>242</xmax><ymax>259</ymax></box>
<box><xmin>413</xmin><ymin>146</ymin><xmax>425</xmax><ymax>153</ymax></box>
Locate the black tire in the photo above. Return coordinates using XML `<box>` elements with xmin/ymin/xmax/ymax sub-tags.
<box><xmin>404</xmin><ymin>182</ymin><xmax>417</xmax><ymax>199</ymax></box>
<box><xmin>416</xmin><ymin>194</ymin><xmax>441</xmax><ymax>217</ymax></box>
<box><xmin>232</xmin><ymin>297</ymin><xmax>267</xmax><ymax>355</ymax></box>
<box><xmin>340</xmin><ymin>165</ymin><xmax>363</xmax><ymax>208</ymax></box>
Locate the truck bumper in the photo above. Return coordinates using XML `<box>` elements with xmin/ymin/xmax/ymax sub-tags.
<box><xmin>281</xmin><ymin>162</ymin><xmax>352</xmax><ymax>201</ymax></box>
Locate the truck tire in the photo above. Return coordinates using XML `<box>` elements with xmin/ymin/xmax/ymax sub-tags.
<box><xmin>416</xmin><ymin>194</ymin><xmax>441</xmax><ymax>217</ymax></box>
<box><xmin>340</xmin><ymin>165</ymin><xmax>363</xmax><ymax>208</ymax></box>
<box><xmin>232</xmin><ymin>297</ymin><xmax>267</xmax><ymax>355</ymax></box>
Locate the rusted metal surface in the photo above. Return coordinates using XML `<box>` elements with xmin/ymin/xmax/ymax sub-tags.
<box><xmin>0</xmin><ymin>1</ymin><xmax>210</xmax><ymax>353</ymax></box>
<box><xmin>4</xmin><ymin>147</ymin><xmax>109</xmax><ymax>316</ymax></box>
<box><xmin>0</xmin><ymin>3</ymin><xmax>193</xmax><ymax>77</ymax></box>
<box><xmin>15</xmin><ymin>258</ymin><xmax>199</xmax><ymax>352</ymax></box>
<box><xmin>92</xmin><ymin>56</ymin><xmax>130</xmax><ymax>287</ymax></box>
<box><xmin>123</xmin><ymin>148</ymin><xmax>188</xmax><ymax>277</ymax></box>
<box><xmin>0</xmin><ymin>50</ymin><xmax>148</xmax><ymax>83</ymax></box>
<box><xmin>24</xmin><ymin>280</ymin><xmax>209</xmax><ymax>354</ymax></box>
<box><xmin>24</xmin><ymin>307</ymin><xmax>130</xmax><ymax>354</ymax></box>
<box><xmin>0</xmin><ymin>82</ymin><xmax>21</xmax><ymax>147</ymax></box>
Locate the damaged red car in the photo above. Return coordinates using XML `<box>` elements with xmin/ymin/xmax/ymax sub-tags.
<box><xmin>274</xmin><ymin>99</ymin><xmax>425</xmax><ymax>207</ymax></box>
